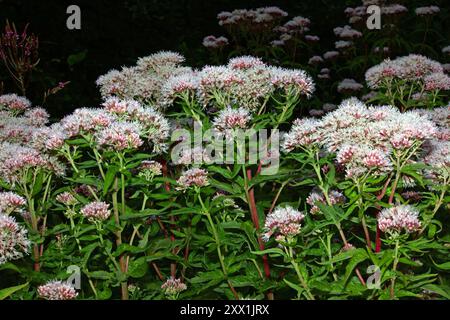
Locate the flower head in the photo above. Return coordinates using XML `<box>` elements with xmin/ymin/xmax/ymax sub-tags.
<box><xmin>161</xmin><ymin>277</ymin><xmax>187</xmax><ymax>297</ymax></box>
<box><xmin>0</xmin><ymin>192</ymin><xmax>26</xmax><ymax>214</ymax></box>
<box><xmin>0</xmin><ymin>94</ymin><xmax>31</xmax><ymax>113</ymax></box>
<box><xmin>365</xmin><ymin>54</ymin><xmax>443</xmax><ymax>89</ymax></box>
<box><xmin>37</xmin><ymin>280</ymin><xmax>78</xmax><ymax>300</ymax></box>
<box><xmin>61</xmin><ymin>108</ymin><xmax>116</xmax><ymax>137</ymax></box>
<box><xmin>0</xmin><ymin>214</ymin><xmax>30</xmax><ymax>264</ymax></box>
<box><xmin>202</xmin><ymin>35</ymin><xmax>229</xmax><ymax>49</ymax></box>
<box><xmin>378</xmin><ymin>205</ymin><xmax>421</xmax><ymax>234</ymax></box>
<box><xmin>337</xmin><ymin>78</ymin><xmax>363</xmax><ymax>93</ymax></box>
<box><xmin>80</xmin><ymin>201</ymin><xmax>111</xmax><ymax>222</ymax></box>
<box><xmin>306</xmin><ymin>190</ymin><xmax>345</xmax><ymax>214</ymax></box>
<box><xmin>263</xmin><ymin>206</ymin><xmax>305</xmax><ymax>242</ymax></box>
<box><xmin>176</xmin><ymin>168</ymin><xmax>209</xmax><ymax>190</ymax></box>
<box><xmin>56</xmin><ymin>192</ymin><xmax>78</xmax><ymax>206</ymax></box>
<box><xmin>96</xmin><ymin>121</ymin><xmax>143</xmax><ymax>151</ymax></box>
<box><xmin>270</xmin><ymin>67</ymin><xmax>315</xmax><ymax>97</ymax></box>
<box><xmin>212</xmin><ymin>107</ymin><xmax>251</xmax><ymax>140</ymax></box>
<box><xmin>283</xmin><ymin>118</ymin><xmax>323</xmax><ymax>152</ymax></box>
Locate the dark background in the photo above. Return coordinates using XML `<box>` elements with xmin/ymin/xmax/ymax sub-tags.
<box><xmin>0</xmin><ymin>0</ymin><xmax>448</xmax><ymax>118</ymax></box>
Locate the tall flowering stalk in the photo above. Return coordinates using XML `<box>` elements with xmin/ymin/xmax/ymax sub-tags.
<box><xmin>0</xmin><ymin>21</ymin><xmax>39</xmax><ymax>95</ymax></box>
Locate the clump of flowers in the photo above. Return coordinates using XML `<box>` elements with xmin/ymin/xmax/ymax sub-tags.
<box><xmin>270</xmin><ymin>66</ymin><xmax>315</xmax><ymax>97</ymax></box>
<box><xmin>96</xmin><ymin>51</ymin><xmax>191</xmax><ymax>105</ymax></box>
<box><xmin>176</xmin><ymin>168</ymin><xmax>209</xmax><ymax>191</ymax></box>
<box><xmin>283</xmin><ymin>118</ymin><xmax>323</xmax><ymax>151</ymax></box>
<box><xmin>61</xmin><ymin>108</ymin><xmax>116</xmax><ymax>138</ymax></box>
<box><xmin>0</xmin><ymin>142</ymin><xmax>65</xmax><ymax>183</ymax></box>
<box><xmin>378</xmin><ymin>205</ymin><xmax>421</xmax><ymax>234</ymax></box>
<box><xmin>365</xmin><ymin>54</ymin><xmax>443</xmax><ymax>88</ymax></box>
<box><xmin>212</xmin><ymin>106</ymin><xmax>251</xmax><ymax>140</ymax></box>
<box><xmin>0</xmin><ymin>214</ymin><xmax>30</xmax><ymax>264</ymax></box>
<box><xmin>37</xmin><ymin>280</ymin><xmax>78</xmax><ymax>300</ymax></box>
<box><xmin>263</xmin><ymin>205</ymin><xmax>305</xmax><ymax>243</ymax></box>
<box><xmin>202</xmin><ymin>35</ymin><xmax>229</xmax><ymax>49</ymax></box>
<box><xmin>337</xmin><ymin>78</ymin><xmax>363</xmax><ymax>93</ymax></box>
<box><xmin>0</xmin><ymin>192</ymin><xmax>26</xmax><ymax>214</ymax></box>
<box><xmin>55</xmin><ymin>192</ymin><xmax>78</xmax><ymax>206</ymax></box>
<box><xmin>365</xmin><ymin>54</ymin><xmax>448</xmax><ymax>109</ymax></box>
<box><xmin>138</xmin><ymin>160</ymin><xmax>163</xmax><ymax>181</ymax></box>
<box><xmin>161</xmin><ymin>277</ymin><xmax>187</xmax><ymax>299</ymax></box>
<box><xmin>306</xmin><ymin>190</ymin><xmax>346</xmax><ymax>214</ymax></box>
<box><xmin>415</xmin><ymin>6</ymin><xmax>440</xmax><ymax>16</ymax></box>
<box><xmin>96</xmin><ymin>121</ymin><xmax>143</xmax><ymax>151</ymax></box>
<box><xmin>0</xmin><ymin>94</ymin><xmax>31</xmax><ymax>114</ymax></box>
<box><xmin>80</xmin><ymin>201</ymin><xmax>111</xmax><ymax>222</ymax></box>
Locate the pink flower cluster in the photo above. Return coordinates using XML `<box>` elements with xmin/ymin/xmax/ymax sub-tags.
<box><xmin>283</xmin><ymin>118</ymin><xmax>323</xmax><ymax>151</ymax></box>
<box><xmin>96</xmin><ymin>51</ymin><xmax>192</xmax><ymax>105</ymax></box>
<box><xmin>365</xmin><ymin>54</ymin><xmax>444</xmax><ymax>89</ymax></box>
<box><xmin>0</xmin><ymin>214</ymin><xmax>30</xmax><ymax>264</ymax></box>
<box><xmin>263</xmin><ymin>205</ymin><xmax>305</xmax><ymax>242</ymax></box>
<box><xmin>333</xmin><ymin>25</ymin><xmax>362</xmax><ymax>39</ymax></box>
<box><xmin>0</xmin><ymin>191</ymin><xmax>26</xmax><ymax>214</ymax></box>
<box><xmin>161</xmin><ymin>277</ymin><xmax>187</xmax><ymax>296</ymax></box>
<box><xmin>0</xmin><ymin>94</ymin><xmax>31</xmax><ymax>112</ymax></box>
<box><xmin>0</xmin><ymin>142</ymin><xmax>65</xmax><ymax>183</ymax></box>
<box><xmin>415</xmin><ymin>6</ymin><xmax>440</xmax><ymax>16</ymax></box>
<box><xmin>306</xmin><ymin>190</ymin><xmax>346</xmax><ymax>214</ymax></box>
<box><xmin>378</xmin><ymin>205</ymin><xmax>421</xmax><ymax>234</ymax></box>
<box><xmin>202</xmin><ymin>35</ymin><xmax>229</xmax><ymax>49</ymax></box>
<box><xmin>96</xmin><ymin>121</ymin><xmax>143</xmax><ymax>151</ymax></box>
<box><xmin>61</xmin><ymin>108</ymin><xmax>116</xmax><ymax>137</ymax></box>
<box><xmin>80</xmin><ymin>201</ymin><xmax>111</xmax><ymax>222</ymax></box>
<box><xmin>285</xmin><ymin>98</ymin><xmax>439</xmax><ymax>179</ymax></box>
<box><xmin>212</xmin><ymin>107</ymin><xmax>251</xmax><ymax>140</ymax></box>
<box><xmin>337</xmin><ymin>78</ymin><xmax>363</xmax><ymax>93</ymax></box>
<box><xmin>217</xmin><ymin>7</ymin><xmax>288</xmax><ymax>27</ymax></box>
<box><xmin>176</xmin><ymin>168</ymin><xmax>209</xmax><ymax>190</ymax></box>
<box><xmin>56</xmin><ymin>192</ymin><xmax>78</xmax><ymax>206</ymax></box>
<box><xmin>37</xmin><ymin>280</ymin><xmax>78</xmax><ymax>300</ymax></box>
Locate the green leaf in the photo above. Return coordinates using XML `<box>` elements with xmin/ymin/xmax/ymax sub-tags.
<box><xmin>128</xmin><ymin>257</ymin><xmax>149</xmax><ymax>278</ymax></box>
<box><xmin>283</xmin><ymin>278</ymin><xmax>304</xmax><ymax>295</ymax></box>
<box><xmin>432</xmin><ymin>261</ymin><xmax>450</xmax><ymax>270</ymax></box>
<box><xmin>251</xmin><ymin>248</ymin><xmax>284</xmax><ymax>257</ymax></box>
<box><xmin>67</xmin><ymin>50</ymin><xmax>87</xmax><ymax>66</ymax></box>
<box><xmin>87</xmin><ymin>271</ymin><xmax>113</xmax><ymax>280</ymax></box>
<box><xmin>422</xmin><ymin>284</ymin><xmax>450</xmax><ymax>299</ymax></box>
<box><xmin>343</xmin><ymin>249</ymin><xmax>368</xmax><ymax>286</ymax></box>
<box><xmin>0</xmin><ymin>282</ymin><xmax>29</xmax><ymax>300</ymax></box>
<box><xmin>103</xmin><ymin>166</ymin><xmax>118</xmax><ymax>195</ymax></box>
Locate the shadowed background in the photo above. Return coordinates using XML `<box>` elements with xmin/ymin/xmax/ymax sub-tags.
<box><xmin>0</xmin><ymin>0</ymin><xmax>448</xmax><ymax>117</ymax></box>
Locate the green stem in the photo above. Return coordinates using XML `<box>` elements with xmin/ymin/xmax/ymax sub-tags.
<box><xmin>286</xmin><ymin>247</ymin><xmax>315</xmax><ymax>300</ymax></box>
<box><xmin>197</xmin><ymin>193</ymin><xmax>239</xmax><ymax>300</ymax></box>
<box><xmin>390</xmin><ymin>239</ymin><xmax>400</xmax><ymax>299</ymax></box>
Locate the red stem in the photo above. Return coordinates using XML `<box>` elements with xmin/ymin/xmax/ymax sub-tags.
<box><xmin>246</xmin><ymin>168</ymin><xmax>271</xmax><ymax>280</ymax></box>
<box><xmin>161</xmin><ymin>159</ymin><xmax>177</xmax><ymax>278</ymax></box>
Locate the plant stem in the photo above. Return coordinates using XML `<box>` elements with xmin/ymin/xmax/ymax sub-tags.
<box><xmin>390</xmin><ymin>239</ymin><xmax>400</xmax><ymax>299</ymax></box>
<box><xmin>112</xmin><ymin>178</ymin><xmax>129</xmax><ymax>300</ymax></box>
<box><xmin>287</xmin><ymin>247</ymin><xmax>315</xmax><ymax>300</ymax></box>
<box><xmin>198</xmin><ymin>194</ymin><xmax>239</xmax><ymax>300</ymax></box>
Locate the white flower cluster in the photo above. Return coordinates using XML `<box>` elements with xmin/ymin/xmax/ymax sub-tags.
<box><xmin>365</xmin><ymin>54</ymin><xmax>444</xmax><ymax>89</ymax></box>
<box><xmin>284</xmin><ymin>98</ymin><xmax>438</xmax><ymax>179</ymax></box>
<box><xmin>0</xmin><ymin>214</ymin><xmax>30</xmax><ymax>265</ymax></box>
<box><xmin>96</xmin><ymin>51</ymin><xmax>192</xmax><ymax>105</ymax></box>
<box><xmin>263</xmin><ymin>205</ymin><xmax>305</xmax><ymax>242</ymax></box>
